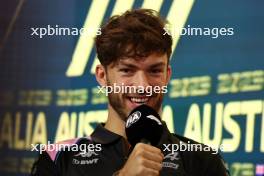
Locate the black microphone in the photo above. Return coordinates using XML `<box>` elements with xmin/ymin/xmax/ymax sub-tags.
<box><xmin>125</xmin><ymin>104</ymin><xmax>163</xmax><ymax>147</ymax></box>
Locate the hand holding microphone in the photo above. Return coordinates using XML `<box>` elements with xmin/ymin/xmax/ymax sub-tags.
<box><xmin>118</xmin><ymin>105</ymin><xmax>164</xmax><ymax>176</ymax></box>
<box><xmin>118</xmin><ymin>143</ymin><xmax>163</xmax><ymax>176</ymax></box>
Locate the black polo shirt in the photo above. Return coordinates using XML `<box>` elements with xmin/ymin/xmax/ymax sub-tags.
<box><xmin>31</xmin><ymin>122</ymin><xmax>229</xmax><ymax>176</ymax></box>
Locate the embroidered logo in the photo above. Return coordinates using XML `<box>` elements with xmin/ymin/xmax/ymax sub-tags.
<box><xmin>73</xmin><ymin>150</ymin><xmax>99</xmax><ymax>165</ymax></box>
<box><xmin>162</xmin><ymin>152</ymin><xmax>180</xmax><ymax>170</ymax></box>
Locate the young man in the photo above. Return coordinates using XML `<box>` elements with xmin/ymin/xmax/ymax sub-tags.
<box><xmin>31</xmin><ymin>9</ymin><xmax>229</xmax><ymax>176</ymax></box>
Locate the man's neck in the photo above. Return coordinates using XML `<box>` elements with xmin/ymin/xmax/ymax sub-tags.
<box><xmin>104</xmin><ymin>105</ymin><xmax>127</xmax><ymax>139</ymax></box>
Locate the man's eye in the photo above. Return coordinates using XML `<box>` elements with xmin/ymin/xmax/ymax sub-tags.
<box><xmin>119</xmin><ymin>68</ymin><xmax>131</xmax><ymax>73</ymax></box>
<box><xmin>150</xmin><ymin>69</ymin><xmax>162</xmax><ymax>74</ymax></box>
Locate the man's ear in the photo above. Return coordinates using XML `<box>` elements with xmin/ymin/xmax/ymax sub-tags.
<box><xmin>166</xmin><ymin>65</ymin><xmax>172</xmax><ymax>85</ymax></box>
<box><xmin>95</xmin><ymin>64</ymin><xmax>107</xmax><ymax>86</ymax></box>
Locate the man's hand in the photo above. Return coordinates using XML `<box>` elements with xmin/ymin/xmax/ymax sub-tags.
<box><xmin>118</xmin><ymin>143</ymin><xmax>164</xmax><ymax>176</ymax></box>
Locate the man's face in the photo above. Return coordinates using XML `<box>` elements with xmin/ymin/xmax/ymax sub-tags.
<box><xmin>105</xmin><ymin>53</ymin><xmax>171</xmax><ymax>121</ymax></box>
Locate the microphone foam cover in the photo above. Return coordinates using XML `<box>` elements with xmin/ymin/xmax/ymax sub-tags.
<box><xmin>125</xmin><ymin>104</ymin><xmax>163</xmax><ymax>147</ymax></box>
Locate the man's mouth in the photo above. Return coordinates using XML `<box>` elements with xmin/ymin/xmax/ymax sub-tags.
<box><xmin>130</xmin><ymin>97</ymin><xmax>149</xmax><ymax>104</ymax></box>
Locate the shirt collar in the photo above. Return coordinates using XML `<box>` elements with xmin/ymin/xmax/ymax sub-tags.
<box><xmin>157</xmin><ymin>121</ymin><xmax>176</xmax><ymax>147</ymax></box>
<box><xmin>91</xmin><ymin>123</ymin><xmax>122</xmax><ymax>144</ymax></box>
<box><xmin>91</xmin><ymin>121</ymin><xmax>174</xmax><ymax>146</ymax></box>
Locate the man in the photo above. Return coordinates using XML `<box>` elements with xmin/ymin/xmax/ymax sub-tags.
<box><xmin>31</xmin><ymin>9</ymin><xmax>229</xmax><ymax>176</ymax></box>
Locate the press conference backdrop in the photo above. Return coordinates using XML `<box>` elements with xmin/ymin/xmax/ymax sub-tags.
<box><xmin>0</xmin><ymin>0</ymin><xmax>263</xmax><ymax>175</ymax></box>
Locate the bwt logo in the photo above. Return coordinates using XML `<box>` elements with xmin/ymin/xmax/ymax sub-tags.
<box><xmin>66</xmin><ymin>0</ymin><xmax>195</xmax><ymax>77</ymax></box>
<box><xmin>126</xmin><ymin>111</ymin><xmax>141</xmax><ymax>128</ymax></box>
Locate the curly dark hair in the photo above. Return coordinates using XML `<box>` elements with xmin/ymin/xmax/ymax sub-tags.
<box><xmin>95</xmin><ymin>9</ymin><xmax>172</xmax><ymax>67</ymax></box>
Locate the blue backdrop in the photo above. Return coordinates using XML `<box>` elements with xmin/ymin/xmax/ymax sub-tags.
<box><xmin>0</xmin><ymin>0</ymin><xmax>263</xmax><ymax>175</ymax></box>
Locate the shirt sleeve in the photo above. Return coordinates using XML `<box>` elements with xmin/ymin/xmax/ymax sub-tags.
<box><xmin>30</xmin><ymin>151</ymin><xmax>58</xmax><ymax>176</ymax></box>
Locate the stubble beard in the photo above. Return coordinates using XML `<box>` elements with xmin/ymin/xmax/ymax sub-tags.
<box><xmin>106</xmin><ymin>79</ymin><xmax>164</xmax><ymax>122</ymax></box>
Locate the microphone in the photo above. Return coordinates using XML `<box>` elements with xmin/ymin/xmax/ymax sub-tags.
<box><xmin>125</xmin><ymin>104</ymin><xmax>163</xmax><ymax>147</ymax></box>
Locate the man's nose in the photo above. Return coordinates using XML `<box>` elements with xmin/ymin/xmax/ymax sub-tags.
<box><xmin>133</xmin><ymin>71</ymin><xmax>150</xmax><ymax>88</ymax></box>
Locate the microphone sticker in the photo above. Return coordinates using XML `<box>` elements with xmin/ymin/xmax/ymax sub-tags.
<box><xmin>126</xmin><ymin>111</ymin><xmax>141</xmax><ymax>128</ymax></box>
<box><xmin>146</xmin><ymin>115</ymin><xmax>162</xmax><ymax>125</ymax></box>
